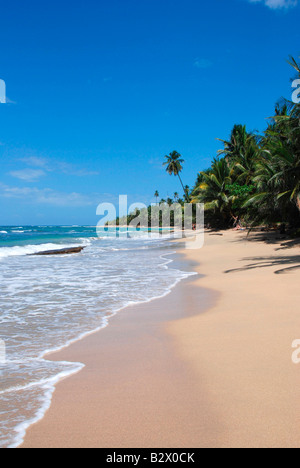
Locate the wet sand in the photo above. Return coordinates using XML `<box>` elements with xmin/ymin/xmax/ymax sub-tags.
<box><xmin>21</xmin><ymin>230</ymin><xmax>300</xmax><ymax>448</ymax></box>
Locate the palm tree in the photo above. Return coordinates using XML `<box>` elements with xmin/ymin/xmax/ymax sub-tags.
<box><xmin>217</xmin><ymin>124</ymin><xmax>250</xmax><ymax>161</ymax></box>
<box><xmin>242</xmin><ymin>150</ymin><xmax>284</xmax><ymax>225</ymax></box>
<box><xmin>218</xmin><ymin>124</ymin><xmax>260</xmax><ymax>185</ymax></box>
<box><xmin>174</xmin><ymin>192</ymin><xmax>179</xmax><ymax>202</ymax></box>
<box><xmin>163</xmin><ymin>151</ymin><xmax>190</xmax><ymax>202</ymax></box>
<box><xmin>192</xmin><ymin>158</ymin><xmax>234</xmax><ymax>223</ymax></box>
<box><xmin>244</xmin><ymin>93</ymin><xmax>300</xmax><ymax>225</ymax></box>
<box><xmin>263</xmin><ymin>138</ymin><xmax>300</xmax><ymax>213</ymax></box>
<box><xmin>183</xmin><ymin>185</ymin><xmax>190</xmax><ymax>203</ymax></box>
<box><xmin>188</xmin><ymin>56</ymin><xmax>300</xmax><ymax>229</ymax></box>
<box><xmin>232</xmin><ymin>137</ymin><xmax>260</xmax><ymax>186</ymax></box>
<box><xmin>154</xmin><ymin>190</ymin><xmax>159</xmax><ymax>205</ymax></box>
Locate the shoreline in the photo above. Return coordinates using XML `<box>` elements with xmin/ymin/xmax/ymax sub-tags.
<box><xmin>13</xmin><ymin>248</ymin><xmax>199</xmax><ymax>449</ymax></box>
<box><xmin>20</xmin><ymin>230</ymin><xmax>300</xmax><ymax>448</ymax></box>
<box><xmin>1</xmin><ymin>241</ymin><xmax>194</xmax><ymax>449</ymax></box>
<box><xmin>20</xmin><ymin>249</ymin><xmax>215</xmax><ymax>449</ymax></box>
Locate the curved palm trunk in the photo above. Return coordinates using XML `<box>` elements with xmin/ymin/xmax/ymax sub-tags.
<box><xmin>177</xmin><ymin>173</ymin><xmax>190</xmax><ymax>202</ymax></box>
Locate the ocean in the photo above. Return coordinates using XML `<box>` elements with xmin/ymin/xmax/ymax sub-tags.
<box><xmin>0</xmin><ymin>225</ymin><xmax>194</xmax><ymax>448</ymax></box>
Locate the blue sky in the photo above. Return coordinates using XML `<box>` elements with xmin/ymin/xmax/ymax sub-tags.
<box><xmin>0</xmin><ymin>0</ymin><xmax>299</xmax><ymax>225</ymax></box>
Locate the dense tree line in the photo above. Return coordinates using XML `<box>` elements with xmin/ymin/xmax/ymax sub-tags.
<box><xmin>112</xmin><ymin>57</ymin><xmax>300</xmax><ymax>232</ymax></box>
<box><xmin>191</xmin><ymin>56</ymin><xmax>300</xmax><ymax>231</ymax></box>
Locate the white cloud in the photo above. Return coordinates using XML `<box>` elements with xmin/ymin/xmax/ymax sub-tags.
<box><xmin>148</xmin><ymin>156</ymin><xmax>163</xmax><ymax>169</ymax></box>
<box><xmin>9</xmin><ymin>169</ymin><xmax>46</xmax><ymax>182</ymax></box>
<box><xmin>20</xmin><ymin>156</ymin><xmax>49</xmax><ymax>168</ymax></box>
<box><xmin>18</xmin><ymin>155</ymin><xmax>99</xmax><ymax>177</ymax></box>
<box><xmin>35</xmin><ymin>190</ymin><xmax>95</xmax><ymax>207</ymax></box>
<box><xmin>248</xmin><ymin>0</ymin><xmax>298</xmax><ymax>9</ymax></box>
<box><xmin>55</xmin><ymin>161</ymin><xmax>99</xmax><ymax>177</ymax></box>
<box><xmin>194</xmin><ymin>58</ymin><xmax>213</xmax><ymax>69</ymax></box>
<box><xmin>0</xmin><ymin>183</ymin><xmax>98</xmax><ymax>207</ymax></box>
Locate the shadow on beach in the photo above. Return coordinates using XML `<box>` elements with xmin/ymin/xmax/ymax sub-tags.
<box><xmin>223</xmin><ymin>229</ymin><xmax>300</xmax><ymax>275</ymax></box>
<box><xmin>224</xmin><ymin>254</ymin><xmax>300</xmax><ymax>275</ymax></box>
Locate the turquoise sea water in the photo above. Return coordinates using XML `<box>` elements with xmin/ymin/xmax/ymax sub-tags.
<box><xmin>0</xmin><ymin>225</ymin><xmax>194</xmax><ymax>448</ymax></box>
<box><xmin>0</xmin><ymin>225</ymin><xmax>171</xmax><ymax>250</ymax></box>
<box><xmin>0</xmin><ymin>225</ymin><xmax>97</xmax><ymax>248</ymax></box>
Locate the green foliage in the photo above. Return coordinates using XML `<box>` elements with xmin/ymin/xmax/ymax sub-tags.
<box><xmin>191</xmin><ymin>56</ymin><xmax>300</xmax><ymax>228</ymax></box>
<box><xmin>112</xmin><ymin>57</ymin><xmax>300</xmax><ymax>231</ymax></box>
<box><xmin>226</xmin><ymin>184</ymin><xmax>255</xmax><ymax>197</ymax></box>
<box><xmin>226</xmin><ymin>184</ymin><xmax>255</xmax><ymax>212</ymax></box>
<box><xmin>163</xmin><ymin>151</ymin><xmax>190</xmax><ymax>202</ymax></box>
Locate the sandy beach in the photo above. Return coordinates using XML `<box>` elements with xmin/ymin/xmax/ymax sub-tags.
<box><xmin>21</xmin><ymin>230</ymin><xmax>300</xmax><ymax>448</ymax></box>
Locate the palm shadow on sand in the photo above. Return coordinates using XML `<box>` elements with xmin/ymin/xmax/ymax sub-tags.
<box><xmin>224</xmin><ymin>255</ymin><xmax>300</xmax><ymax>275</ymax></box>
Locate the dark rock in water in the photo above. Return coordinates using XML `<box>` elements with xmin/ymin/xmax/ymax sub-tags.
<box><xmin>30</xmin><ymin>246</ymin><xmax>86</xmax><ymax>256</ymax></box>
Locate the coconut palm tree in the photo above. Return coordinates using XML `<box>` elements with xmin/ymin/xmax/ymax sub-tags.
<box><xmin>192</xmin><ymin>158</ymin><xmax>234</xmax><ymax>224</ymax></box>
<box><xmin>183</xmin><ymin>185</ymin><xmax>190</xmax><ymax>203</ymax></box>
<box><xmin>232</xmin><ymin>137</ymin><xmax>260</xmax><ymax>186</ymax></box>
<box><xmin>174</xmin><ymin>192</ymin><xmax>179</xmax><ymax>202</ymax></box>
<box><xmin>217</xmin><ymin>124</ymin><xmax>250</xmax><ymax>161</ymax></box>
<box><xmin>244</xmin><ymin>91</ymin><xmax>300</xmax><ymax>224</ymax></box>
<box><xmin>163</xmin><ymin>151</ymin><xmax>190</xmax><ymax>202</ymax></box>
<box><xmin>258</xmin><ymin>57</ymin><xmax>300</xmax><ymax>217</ymax></box>
<box><xmin>217</xmin><ymin>124</ymin><xmax>260</xmax><ymax>185</ymax></box>
<box><xmin>154</xmin><ymin>190</ymin><xmax>159</xmax><ymax>205</ymax></box>
<box><xmin>263</xmin><ymin>138</ymin><xmax>300</xmax><ymax>213</ymax></box>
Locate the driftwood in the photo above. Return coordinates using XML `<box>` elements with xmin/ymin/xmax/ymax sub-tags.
<box><xmin>30</xmin><ymin>246</ymin><xmax>86</xmax><ymax>256</ymax></box>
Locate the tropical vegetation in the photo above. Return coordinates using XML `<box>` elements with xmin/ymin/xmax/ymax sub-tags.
<box><xmin>191</xmin><ymin>56</ymin><xmax>300</xmax><ymax>230</ymax></box>
<box><xmin>111</xmin><ymin>57</ymin><xmax>300</xmax><ymax>232</ymax></box>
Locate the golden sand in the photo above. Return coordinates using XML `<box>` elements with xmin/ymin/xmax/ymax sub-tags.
<box><xmin>21</xmin><ymin>230</ymin><xmax>300</xmax><ymax>448</ymax></box>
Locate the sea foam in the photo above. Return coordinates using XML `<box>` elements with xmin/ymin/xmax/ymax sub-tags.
<box><xmin>0</xmin><ymin>229</ymin><xmax>196</xmax><ymax>448</ymax></box>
